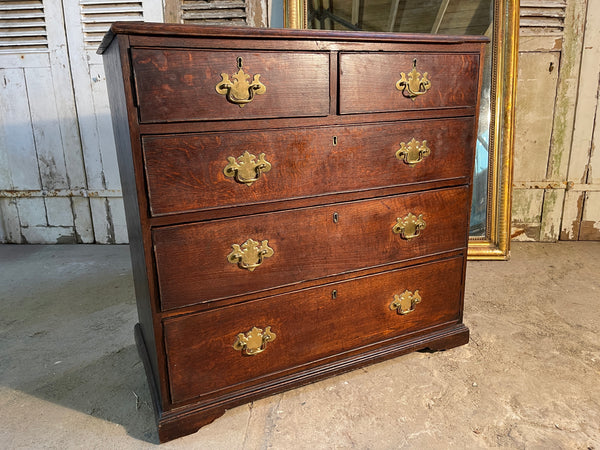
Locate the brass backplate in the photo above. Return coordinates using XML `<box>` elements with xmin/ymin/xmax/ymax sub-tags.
<box><xmin>224</xmin><ymin>151</ymin><xmax>271</xmax><ymax>186</ymax></box>
<box><xmin>390</xmin><ymin>289</ymin><xmax>421</xmax><ymax>315</ymax></box>
<box><xmin>392</xmin><ymin>213</ymin><xmax>426</xmax><ymax>240</ymax></box>
<box><xmin>233</xmin><ymin>326</ymin><xmax>276</xmax><ymax>355</ymax></box>
<box><xmin>215</xmin><ymin>58</ymin><xmax>266</xmax><ymax>107</ymax></box>
<box><xmin>396</xmin><ymin>138</ymin><xmax>431</xmax><ymax>166</ymax></box>
<box><xmin>395</xmin><ymin>59</ymin><xmax>431</xmax><ymax>100</ymax></box>
<box><xmin>227</xmin><ymin>238</ymin><xmax>274</xmax><ymax>271</ymax></box>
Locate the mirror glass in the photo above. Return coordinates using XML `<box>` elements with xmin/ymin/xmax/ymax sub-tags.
<box><xmin>303</xmin><ymin>0</ymin><xmax>493</xmax><ymax>237</ymax></box>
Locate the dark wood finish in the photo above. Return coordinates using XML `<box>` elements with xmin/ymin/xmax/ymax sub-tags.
<box><xmin>339</xmin><ymin>52</ymin><xmax>480</xmax><ymax>114</ymax></box>
<box><xmin>143</xmin><ymin>117</ymin><xmax>474</xmax><ymax>216</ymax></box>
<box><xmin>98</xmin><ymin>22</ymin><xmax>488</xmax><ymax>54</ymax></box>
<box><xmin>103</xmin><ymin>37</ymin><xmax>162</xmax><ymax>392</ymax></box>
<box><xmin>154</xmin><ymin>187</ymin><xmax>469</xmax><ymax>310</ymax></box>
<box><xmin>164</xmin><ymin>256</ymin><xmax>464</xmax><ymax>404</ymax></box>
<box><xmin>157</xmin><ymin>322</ymin><xmax>469</xmax><ymax>443</ymax></box>
<box><xmin>100</xmin><ymin>22</ymin><xmax>485</xmax><ymax>443</ymax></box>
<box><xmin>132</xmin><ymin>49</ymin><xmax>330</xmax><ymax>123</ymax></box>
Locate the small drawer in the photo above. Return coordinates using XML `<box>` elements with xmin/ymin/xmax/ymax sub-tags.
<box><xmin>143</xmin><ymin>117</ymin><xmax>475</xmax><ymax>216</ymax></box>
<box><xmin>163</xmin><ymin>255</ymin><xmax>464</xmax><ymax>404</ymax></box>
<box><xmin>153</xmin><ymin>186</ymin><xmax>470</xmax><ymax>310</ymax></box>
<box><xmin>131</xmin><ymin>49</ymin><xmax>330</xmax><ymax>123</ymax></box>
<box><xmin>339</xmin><ymin>52</ymin><xmax>480</xmax><ymax>114</ymax></box>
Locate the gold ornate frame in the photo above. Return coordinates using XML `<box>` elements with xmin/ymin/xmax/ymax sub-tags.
<box><xmin>284</xmin><ymin>0</ymin><xmax>518</xmax><ymax>260</ymax></box>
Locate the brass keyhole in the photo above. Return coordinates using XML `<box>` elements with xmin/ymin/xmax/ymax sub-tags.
<box><xmin>332</xmin><ymin>289</ymin><xmax>337</xmax><ymax>300</ymax></box>
<box><xmin>237</xmin><ymin>56</ymin><xmax>243</xmax><ymax>69</ymax></box>
<box><xmin>333</xmin><ymin>136</ymin><xmax>338</xmax><ymax>146</ymax></box>
<box><xmin>333</xmin><ymin>212</ymin><xmax>339</xmax><ymax>223</ymax></box>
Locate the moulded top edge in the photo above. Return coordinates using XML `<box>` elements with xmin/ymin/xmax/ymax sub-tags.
<box><xmin>97</xmin><ymin>21</ymin><xmax>489</xmax><ymax>55</ymax></box>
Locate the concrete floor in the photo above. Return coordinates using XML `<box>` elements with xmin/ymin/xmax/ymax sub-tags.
<box><xmin>0</xmin><ymin>242</ymin><xmax>599</xmax><ymax>449</ymax></box>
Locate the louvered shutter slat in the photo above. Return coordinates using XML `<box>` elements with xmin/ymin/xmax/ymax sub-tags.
<box><xmin>0</xmin><ymin>29</ymin><xmax>45</xmax><ymax>37</ymax></box>
<box><xmin>0</xmin><ymin>11</ymin><xmax>45</xmax><ymax>18</ymax></box>
<box><xmin>83</xmin><ymin>7</ymin><xmax>144</xmax><ymax>15</ymax></box>
<box><xmin>82</xmin><ymin>15</ymin><xmax>143</xmax><ymax>24</ymax></box>
<box><xmin>0</xmin><ymin>21</ymin><xmax>45</xmax><ymax>28</ymax></box>
<box><xmin>0</xmin><ymin>4</ymin><xmax>44</xmax><ymax>12</ymax></box>
<box><xmin>81</xmin><ymin>0</ymin><xmax>144</xmax><ymax>4</ymax></box>
<box><xmin>183</xmin><ymin>10</ymin><xmax>246</xmax><ymax>20</ymax></box>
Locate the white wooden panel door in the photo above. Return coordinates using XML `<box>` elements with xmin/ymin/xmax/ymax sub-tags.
<box><xmin>560</xmin><ymin>1</ymin><xmax>600</xmax><ymax>241</ymax></box>
<box><xmin>62</xmin><ymin>0</ymin><xmax>163</xmax><ymax>243</ymax></box>
<box><xmin>1</xmin><ymin>0</ymin><xmax>163</xmax><ymax>243</ymax></box>
<box><xmin>0</xmin><ymin>0</ymin><xmax>91</xmax><ymax>243</ymax></box>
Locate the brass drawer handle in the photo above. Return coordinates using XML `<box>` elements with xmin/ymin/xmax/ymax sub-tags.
<box><xmin>392</xmin><ymin>213</ymin><xmax>426</xmax><ymax>240</ymax></box>
<box><xmin>395</xmin><ymin>59</ymin><xmax>431</xmax><ymax>100</ymax></box>
<box><xmin>227</xmin><ymin>238</ymin><xmax>274</xmax><ymax>271</ymax></box>
<box><xmin>224</xmin><ymin>151</ymin><xmax>271</xmax><ymax>186</ymax></box>
<box><xmin>390</xmin><ymin>290</ymin><xmax>421</xmax><ymax>315</ymax></box>
<box><xmin>233</xmin><ymin>326</ymin><xmax>276</xmax><ymax>355</ymax></box>
<box><xmin>215</xmin><ymin>57</ymin><xmax>266</xmax><ymax>107</ymax></box>
<box><xmin>395</xmin><ymin>138</ymin><xmax>431</xmax><ymax>166</ymax></box>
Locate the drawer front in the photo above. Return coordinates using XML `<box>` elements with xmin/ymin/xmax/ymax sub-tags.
<box><xmin>164</xmin><ymin>256</ymin><xmax>464</xmax><ymax>404</ymax></box>
<box><xmin>153</xmin><ymin>187</ymin><xmax>469</xmax><ymax>310</ymax></box>
<box><xmin>131</xmin><ymin>49</ymin><xmax>330</xmax><ymax>123</ymax></box>
<box><xmin>339</xmin><ymin>52</ymin><xmax>480</xmax><ymax>114</ymax></box>
<box><xmin>143</xmin><ymin>117</ymin><xmax>474</xmax><ymax>216</ymax></box>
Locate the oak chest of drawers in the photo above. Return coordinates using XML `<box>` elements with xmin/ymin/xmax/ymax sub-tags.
<box><xmin>100</xmin><ymin>22</ymin><xmax>486</xmax><ymax>442</ymax></box>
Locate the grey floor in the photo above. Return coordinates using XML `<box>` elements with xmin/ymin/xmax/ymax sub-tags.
<box><xmin>1</xmin><ymin>242</ymin><xmax>599</xmax><ymax>449</ymax></box>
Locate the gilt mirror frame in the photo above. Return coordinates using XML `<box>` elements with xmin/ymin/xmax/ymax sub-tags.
<box><xmin>284</xmin><ymin>0</ymin><xmax>518</xmax><ymax>260</ymax></box>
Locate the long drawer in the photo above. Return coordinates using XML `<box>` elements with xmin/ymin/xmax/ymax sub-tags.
<box><xmin>153</xmin><ymin>186</ymin><xmax>470</xmax><ymax>311</ymax></box>
<box><xmin>131</xmin><ymin>49</ymin><xmax>330</xmax><ymax>123</ymax></box>
<box><xmin>339</xmin><ymin>52</ymin><xmax>480</xmax><ymax>114</ymax></box>
<box><xmin>143</xmin><ymin>117</ymin><xmax>475</xmax><ymax>216</ymax></box>
<box><xmin>163</xmin><ymin>255</ymin><xmax>465</xmax><ymax>404</ymax></box>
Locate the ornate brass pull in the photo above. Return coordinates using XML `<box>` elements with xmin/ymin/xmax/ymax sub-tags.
<box><xmin>224</xmin><ymin>151</ymin><xmax>271</xmax><ymax>186</ymax></box>
<box><xmin>392</xmin><ymin>213</ymin><xmax>426</xmax><ymax>240</ymax></box>
<box><xmin>227</xmin><ymin>238</ymin><xmax>274</xmax><ymax>271</ymax></box>
<box><xmin>395</xmin><ymin>138</ymin><xmax>431</xmax><ymax>166</ymax></box>
<box><xmin>233</xmin><ymin>326</ymin><xmax>276</xmax><ymax>355</ymax></box>
<box><xmin>390</xmin><ymin>290</ymin><xmax>421</xmax><ymax>315</ymax></box>
<box><xmin>395</xmin><ymin>59</ymin><xmax>431</xmax><ymax>100</ymax></box>
<box><xmin>215</xmin><ymin>57</ymin><xmax>266</xmax><ymax>107</ymax></box>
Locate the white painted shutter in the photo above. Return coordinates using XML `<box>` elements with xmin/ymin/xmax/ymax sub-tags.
<box><xmin>181</xmin><ymin>0</ymin><xmax>247</xmax><ymax>26</ymax></box>
<box><xmin>520</xmin><ymin>0</ymin><xmax>566</xmax><ymax>36</ymax></box>
<box><xmin>80</xmin><ymin>0</ymin><xmax>144</xmax><ymax>49</ymax></box>
<box><xmin>0</xmin><ymin>0</ymin><xmax>48</xmax><ymax>51</ymax></box>
<box><xmin>59</xmin><ymin>0</ymin><xmax>162</xmax><ymax>243</ymax></box>
<box><xmin>0</xmin><ymin>0</ymin><xmax>89</xmax><ymax>244</ymax></box>
<box><xmin>165</xmin><ymin>0</ymin><xmax>266</xmax><ymax>27</ymax></box>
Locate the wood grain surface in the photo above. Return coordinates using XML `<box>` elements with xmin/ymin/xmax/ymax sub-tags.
<box><xmin>102</xmin><ymin>23</ymin><xmax>484</xmax><ymax>442</ymax></box>
<box><xmin>153</xmin><ymin>186</ymin><xmax>470</xmax><ymax>310</ymax></box>
<box><xmin>163</xmin><ymin>255</ymin><xmax>464</xmax><ymax>404</ymax></box>
<box><xmin>339</xmin><ymin>52</ymin><xmax>480</xmax><ymax>114</ymax></box>
<box><xmin>143</xmin><ymin>117</ymin><xmax>474</xmax><ymax>216</ymax></box>
<box><xmin>132</xmin><ymin>49</ymin><xmax>330</xmax><ymax>123</ymax></box>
